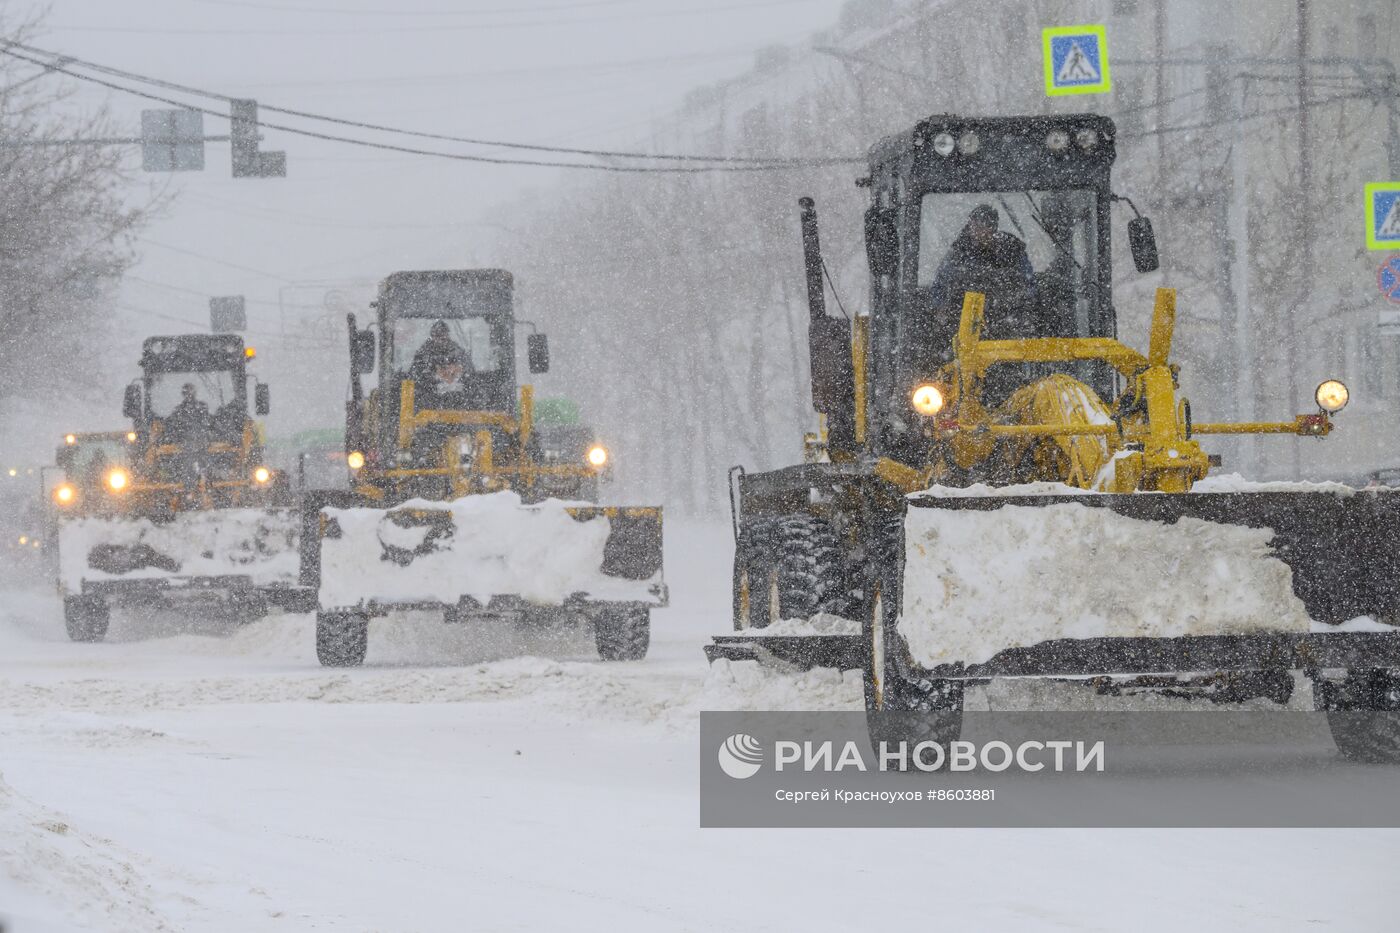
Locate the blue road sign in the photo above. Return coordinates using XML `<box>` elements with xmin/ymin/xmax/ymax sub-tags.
<box><xmin>1043</xmin><ymin>25</ymin><xmax>1111</xmax><ymax>97</ymax></box>
<box><xmin>1366</xmin><ymin>183</ymin><xmax>1400</xmax><ymax>250</ymax></box>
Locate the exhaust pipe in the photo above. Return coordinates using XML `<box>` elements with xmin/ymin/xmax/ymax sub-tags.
<box><xmin>797</xmin><ymin>198</ymin><xmax>856</xmax><ymax>458</ymax></box>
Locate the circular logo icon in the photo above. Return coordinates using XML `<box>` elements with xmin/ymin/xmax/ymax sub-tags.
<box><xmin>1378</xmin><ymin>254</ymin><xmax>1400</xmax><ymax>305</ymax></box>
<box><xmin>717</xmin><ymin>733</ymin><xmax>764</xmax><ymax>779</ymax></box>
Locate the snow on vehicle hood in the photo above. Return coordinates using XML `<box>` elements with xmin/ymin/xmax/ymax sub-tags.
<box><xmin>898</xmin><ymin>501</ymin><xmax>1312</xmax><ymax>667</ymax></box>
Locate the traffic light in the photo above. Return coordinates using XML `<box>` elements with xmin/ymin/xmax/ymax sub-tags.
<box><xmin>230</xmin><ymin>99</ymin><xmax>286</xmax><ymax>178</ymax></box>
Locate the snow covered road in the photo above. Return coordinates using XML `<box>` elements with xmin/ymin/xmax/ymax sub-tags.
<box><xmin>1</xmin><ymin>522</ymin><xmax>1394</xmax><ymax>931</ymax></box>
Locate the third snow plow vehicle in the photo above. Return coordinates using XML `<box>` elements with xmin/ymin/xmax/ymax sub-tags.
<box><xmin>707</xmin><ymin>113</ymin><xmax>1400</xmax><ymax>762</ymax></box>
<box><xmin>54</xmin><ymin>335</ymin><xmax>301</xmax><ymax>641</ymax></box>
<box><xmin>302</xmin><ymin>269</ymin><xmax>665</xmax><ymax>667</ymax></box>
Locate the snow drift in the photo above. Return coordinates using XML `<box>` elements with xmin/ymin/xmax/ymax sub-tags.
<box><xmin>318</xmin><ymin>492</ymin><xmax>662</xmax><ymax>610</ymax></box>
<box><xmin>898</xmin><ymin>500</ymin><xmax>1312</xmax><ymax>667</ymax></box>
<box><xmin>57</xmin><ymin>509</ymin><xmax>300</xmax><ymax>593</ymax></box>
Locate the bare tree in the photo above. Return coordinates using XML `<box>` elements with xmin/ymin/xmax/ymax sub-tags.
<box><xmin>0</xmin><ymin>9</ymin><xmax>159</xmax><ymax>402</ymax></box>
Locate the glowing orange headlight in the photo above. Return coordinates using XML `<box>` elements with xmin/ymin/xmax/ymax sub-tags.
<box><xmin>911</xmin><ymin>384</ymin><xmax>945</xmax><ymax>416</ymax></box>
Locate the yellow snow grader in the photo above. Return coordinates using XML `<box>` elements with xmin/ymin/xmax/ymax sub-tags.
<box><xmin>301</xmin><ymin>269</ymin><xmax>665</xmax><ymax>667</ymax></box>
<box><xmin>708</xmin><ymin>114</ymin><xmax>1400</xmax><ymax>762</ymax></box>
<box><xmin>54</xmin><ymin>335</ymin><xmax>301</xmax><ymax>641</ymax></box>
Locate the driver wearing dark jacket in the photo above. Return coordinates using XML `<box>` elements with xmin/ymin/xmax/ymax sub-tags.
<box><xmin>411</xmin><ymin>320</ymin><xmax>472</xmax><ymax>390</ymax></box>
<box><xmin>928</xmin><ymin>204</ymin><xmax>1038</xmax><ymax>339</ymax></box>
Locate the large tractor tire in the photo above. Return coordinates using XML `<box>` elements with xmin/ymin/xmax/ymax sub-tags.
<box><xmin>1316</xmin><ymin>670</ymin><xmax>1400</xmax><ymax>763</ymax></box>
<box><xmin>63</xmin><ymin>595</ymin><xmax>110</xmax><ymax>643</ymax></box>
<box><xmin>316</xmin><ymin>611</ymin><xmax>369</xmax><ymax>667</ymax></box>
<box><xmin>731</xmin><ymin>512</ymin><xmax>851</xmax><ymax>630</ymax></box>
<box><xmin>861</xmin><ymin>519</ymin><xmax>961</xmax><ymax>771</ymax></box>
<box><xmin>594</xmin><ymin>606</ymin><xmax>650</xmax><ymax>662</ymax></box>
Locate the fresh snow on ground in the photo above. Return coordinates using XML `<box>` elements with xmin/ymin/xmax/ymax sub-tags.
<box><xmin>319</xmin><ymin>492</ymin><xmax>662</xmax><ymax>609</ymax></box>
<box><xmin>900</xmin><ymin>502</ymin><xmax>1311</xmax><ymax>666</ymax></box>
<box><xmin>1</xmin><ymin>520</ymin><xmax>1394</xmax><ymax>931</ymax></box>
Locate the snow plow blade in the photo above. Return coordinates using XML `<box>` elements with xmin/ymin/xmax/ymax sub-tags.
<box><xmin>887</xmin><ymin>488</ymin><xmax>1400</xmax><ymax>680</ymax></box>
<box><xmin>303</xmin><ymin>492</ymin><xmax>666</xmax><ymax>613</ymax></box>
<box><xmin>704</xmin><ymin>634</ymin><xmax>864</xmax><ymax>670</ymax></box>
<box><xmin>57</xmin><ymin>508</ymin><xmax>308</xmax><ymax>610</ymax></box>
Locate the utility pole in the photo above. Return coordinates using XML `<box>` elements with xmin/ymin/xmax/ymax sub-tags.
<box><xmin>1291</xmin><ymin>0</ymin><xmax>1310</xmax><ymax>478</ymax></box>
<box><xmin>1154</xmin><ymin>3</ymin><xmax>1168</xmax><ymax>189</ymax></box>
<box><xmin>1229</xmin><ymin>61</ymin><xmax>1257</xmax><ymax>475</ymax></box>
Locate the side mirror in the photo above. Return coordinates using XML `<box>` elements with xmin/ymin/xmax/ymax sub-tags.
<box><xmin>353</xmin><ymin>330</ymin><xmax>376</xmax><ymax>374</ymax></box>
<box><xmin>1128</xmin><ymin>216</ymin><xmax>1160</xmax><ymax>273</ymax></box>
<box><xmin>527</xmin><ymin>333</ymin><xmax>550</xmax><ymax>374</ymax></box>
<box><xmin>122</xmin><ymin>383</ymin><xmax>142</xmax><ymax>420</ymax></box>
<box><xmin>255</xmin><ymin>383</ymin><xmax>271</xmax><ymax>416</ymax></box>
<box><xmin>864</xmin><ymin>206</ymin><xmax>898</xmax><ymax>279</ymax></box>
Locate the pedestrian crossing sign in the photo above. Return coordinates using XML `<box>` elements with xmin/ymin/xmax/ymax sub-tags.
<box><xmin>1043</xmin><ymin>25</ymin><xmax>1111</xmax><ymax>97</ymax></box>
<box><xmin>1366</xmin><ymin>182</ymin><xmax>1400</xmax><ymax>250</ymax></box>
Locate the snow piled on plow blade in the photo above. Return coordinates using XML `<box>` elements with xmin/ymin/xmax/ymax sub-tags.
<box><xmin>318</xmin><ymin>492</ymin><xmax>663</xmax><ymax>610</ymax></box>
<box><xmin>899</xmin><ymin>501</ymin><xmax>1312</xmax><ymax>667</ymax></box>
<box><xmin>57</xmin><ymin>509</ymin><xmax>300</xmax><ymax>594</ymax></box>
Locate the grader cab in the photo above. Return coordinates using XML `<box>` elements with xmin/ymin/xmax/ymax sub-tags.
<box><xmin>302</xmin><ymin>269</ymin><xmax>665</xmax><ymax>667</ymax></box>
<box><xmin>53</xmin><ymin>334</ymin><xmax>302</xmax><ymax>642</ymax></box>
<box><xmin>709</xmin><ymin>114</ymin><xmax>1400</xmax><ymax>762</ymax></box>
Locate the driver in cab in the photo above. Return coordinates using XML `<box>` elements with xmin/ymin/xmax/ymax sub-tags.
<box><xmin>411</xmin><ymin>320</ymin><xmax>473</xmax><ymax>399</ymax></box>
<box><xmin>163</xmin><ymin>383</ymin><xmax>212</xmax><ymax>441</ymax></box>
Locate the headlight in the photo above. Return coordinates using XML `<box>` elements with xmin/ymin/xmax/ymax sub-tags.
<box><xmin>106</xmin><ymin>468</ymin><xmax>129</xmax><ymax>492</ymax></box>
<box><xmin>1075</xmin><ymin>128</ymin><xmax>1099</xmax><ymax>150</ymax></box>
<box><xmin>126</xmin><ymin>431</ymin><xmax>137</xmax><ymax>442</ymax></box>
<box><xmin>956</xmin><ymin>131</ymin><xmax>980</xmax><ymax>155</ymax></box>
<box><xmin>587</xmin><ymin>445</ymin><xmax>609</xmax><ymax>468</ymax></box>
<box><xmin>931</xmin><ymin>132</ymin><xmax>955</xmax><ymax>157</ymax></box>
<box><xmin>1315</xmin><ymin>379</ymin><xmax>1349</xmax><ymax>413</ymax></box>
<box><xmin>346</xmin><ymin>450</ymin><xmax>365</xmax><ymax>471</ymax></box>
<box><xmin>1046</xmin><ymin>129</ymin><xmax>1070</xmax><ymax>152</ymax></box>
<box><xmin>54</xmin><ymin>484</ymin><xmax>75</xmax><ymax>505</ymax></box>
<box><xmin>18</xmin><ymin>535</ymin><xmax>27</xmax><ymax>546</ymax></box>
<box><xmin>253</xmin><ymin>466</ymin><xmax>271</xmax><ymax>484</ymax></box>
<box><xmin>910</xmin><ymin>383</ymin><xmax>945</xmax><ymax>416</ymax></box>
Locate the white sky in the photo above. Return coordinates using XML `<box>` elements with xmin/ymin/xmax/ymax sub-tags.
<box><xmin>25</xmin><ymin>0</ymin><xmax>849</xmax><ymax>344</ymax></box>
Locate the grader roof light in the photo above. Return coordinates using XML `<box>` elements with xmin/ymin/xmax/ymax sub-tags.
<box><xmin>911</xmin><ymin>383</ymin><xmax>946</xmax><ymax>416</ymax></box>
<box><xmin>587</xmin><ymin>444</ymin><xmax>609</xmax><ymax>468</ymax></box>
<box><xmin>126</xmin><ymin>431</ymin><xmax>137</xmax><ymax>442</ymax></box>
<box><xmin>64</xmin><ymin>434</ymin><xmax>76</xmax><ymax>445</ymax></box>
<box><xmin>1315</xmin><ymin>379</ymin><xmax>1349</xmax><ymax>414</ymax></box>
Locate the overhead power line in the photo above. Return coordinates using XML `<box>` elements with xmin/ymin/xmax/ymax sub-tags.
<box><xmin>0</xmin><ymin>41</ymin><xmax>863</xmax><ymax>169</ymax></box>
<box><xmin>51</xmin><ymin>0</ymin><xmax>820</xmax><ymax>37</ymax></box>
